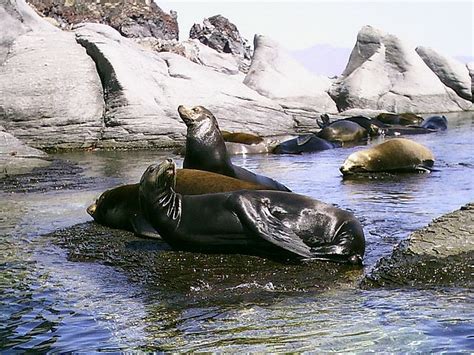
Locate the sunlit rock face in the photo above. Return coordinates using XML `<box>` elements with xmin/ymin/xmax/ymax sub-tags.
<box><xmin>416</xmin><ymin>46</ymin><xmax>472</xmax><ymax>102</ymax></box>
<box><xmin>243</xmin><ymin>35</ymin><xmax>338</xmax><ymax>113</ymax></box>
<box><xmin>26</xmin><ymin>0</ymin><xmax>179</xmax><ymax>40</ymax></box>
<box><xmin>330</xmin><ymin>25</ymin><xmax>472</xmax><ymax>113</ymax></box>
<box><xmin>0</xmin><ymin>0</ymin><xmax>105</xmax><ymax>149</ymax></box>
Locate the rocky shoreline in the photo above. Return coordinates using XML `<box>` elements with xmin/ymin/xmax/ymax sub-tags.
<box><xmin>1</xmin><ymin>0</ymin><xmax>473</xmax><ymax>153</ymax></box>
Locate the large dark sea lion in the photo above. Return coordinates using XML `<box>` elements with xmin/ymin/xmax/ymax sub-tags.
<box><xmin>87</xmin><ymin>168</ymin><xmax>271</xmax><ymax>238</ymax></box>
<box><xmin>139</xmin><ymin>159</ymin><xmax>366</xmax><ymax>264</ymax></box>
<box><xmin>273</xmin><ymin>134</ymin><xmax>339</xmax><ymax>154</ymax></box>
<box><xmin>340</xmin><ymin>138</ymin><xmax>435</xmax><ymax>176</ymax></box>
<box><xmin>178</xmin><ymin>105</ymin><xmax>291</xmax><ymax>191</ymax></box>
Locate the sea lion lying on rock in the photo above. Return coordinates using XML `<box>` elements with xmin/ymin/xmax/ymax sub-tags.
<box><xmin>139</xmin><ymin>158</ymin><xmax>366</xmax><ymax>264</ymax></box>
<box><xmin>340</xmin><ymin>138</ymin><xmax>435</xmax><ymax>176</ymax></box>
<box><xmin>87</xmin><ymin>168</ymin><xmax>271</xmax><ymax>238</ymax></box>
<box><xmin>178</xmin><ymin>105</ymin><xmax>291</xmax><ymax>191</ymax></box>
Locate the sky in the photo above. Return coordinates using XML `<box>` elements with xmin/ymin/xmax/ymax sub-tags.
<box><xmin>158</xmin><ymin>0</ymin><xmax>473</xmax><ymax>59</ymax></box>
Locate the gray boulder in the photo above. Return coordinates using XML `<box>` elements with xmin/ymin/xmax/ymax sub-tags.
<box><xmin>362</xmin><ymin>203</ymin><xmax>474</xmax><ymax>288</ymax></box>
<box><xmin>0</xmin><ymin>129</ymin><xmax>50</xmax><ymax>177</ymax></box>
<box><xmin>467</xmin><ymin>62</ymin><xmax>474</xmax><ymax>100</ymax></box>
<box><xmin>330</xmin><ymin>25</ymin><xmax>472</xmax><ymax>113</ymax></box>
<box><xmin>0</xmin><ymin>0</ymin><xmax>105</xmax><ymax>149</ymax></box>
<box><xmin>244</xmin><ymin>35</ymin><xmax>337</xmax><ymax>113</ymax></box>
<box><xmin>416</xmin><ymin>46</ymin><xmax>472</xmax><ymax>101</ymax></box>
<box><xmin>74</xmin><ymin>23</ymin><xmax>294</xmax><ymax>149</ymax></box>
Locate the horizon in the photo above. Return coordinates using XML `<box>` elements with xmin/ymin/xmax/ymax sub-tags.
<box><xmin>158</xmin><ymin>1</ymin><xmax>473</xmax><ymax>61</ymax></box>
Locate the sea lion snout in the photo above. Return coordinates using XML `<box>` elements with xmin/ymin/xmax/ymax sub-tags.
<box><xmin>87</xmin><ymin>202</ymin><xmax>97</xmax><ymax>217</ymax></box>
<box><xmin>178</xmin><ymin>105</ymin><xmax>195</xmax><ymax>125</ymax></box>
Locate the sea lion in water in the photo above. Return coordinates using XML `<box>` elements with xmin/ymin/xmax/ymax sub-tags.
<box><xmin>139</xmin><ymin>159</ymin><xmax>365</xmax><ymax>264</ymax></box>
<box><xmin>273</xmin><ymin>134</ymin><xmax>339</xmax><ymax>154</ymax></box>
<box><xmin>317</xmin><ymin>115</ymin><xmax>387</xmax><ymax>139</ymax></box>
<box><xmin>87</xmin><ymin>168</ymin><xmax>271</xmax><ymax>238</ymax></box>
<box><xmin>317</xmin><ymin>120</ymin><xmax>369</xmax><ymax>143</ymax></box>
<box><xmin>420</xmin><ymin>115</ymin><xmax>447</xmax><ymax>131</ymax></box>
<box><xmin>221</xmin><ymin>130</ymin><xmax>264</xmax><ymax>145</ymax></box>
<box><xmin>376</xmin><ymin>112</ymin><xmax>424</xmax><ymax>126</ymax></box>
<box><xmin>178</xmin><ymin>105</ymin><xmax>291</xmax><ymax>191</ymax></box>
<box><xmin>340</xmin><ymin>138</ymin><xmax>435</xmax><ymax>176</ymax></box>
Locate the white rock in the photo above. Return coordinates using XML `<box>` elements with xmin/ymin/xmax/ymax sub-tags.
<box><xmin>467</xmin><ymin>62</ymin><xmax>474</xmax><ymax>100</ymax></box>
<box><xmin>0</xmin><ymin>0</ymin><xmax>105</xmax><ymax>149</ymax></box>
<box><xmin>74</xmin><ymin>23</ymin><xmax>295</xmax><ymax>148</ymax></box>
<box><xmin>330</xmin><ymin>25</ymin><xmax>472</xmax><ymax>113</ymax></box>
<box><xmin>416</xmin><ymin>46</ymin><xmax>472</xmax><ymax>101</ymax></box>
<box><xmin>244</xmin><ymin>35</ymin><xmax>337</xmax><ymax>113</ymax></box>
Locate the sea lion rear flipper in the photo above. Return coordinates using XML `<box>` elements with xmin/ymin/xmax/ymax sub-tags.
<box><xmin>130</xmin><ymin>214</ymin><xmax>162</xmax><ymax>239</ymax></box>
<box><xmin>228</xmin><ymin>194</ymin><xmax>312</xmax><ymax>258</ymax></box>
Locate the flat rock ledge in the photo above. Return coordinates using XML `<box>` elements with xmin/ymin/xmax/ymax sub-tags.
<box><xmin>362</xmin><ymin>203</ymin><xmax>474</xmax><ymax>288</ymax></box>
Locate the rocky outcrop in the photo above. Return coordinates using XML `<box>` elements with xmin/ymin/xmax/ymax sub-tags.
<box><xmin>416</xmin><ymin>46</ymin><xmax>472</xmax><ymax>101</ymax></box>
<box><xmin>74</xmin><ymin>23</ymin><xmax>294</xmax><ymax>149</ymax></box>
<box><xmin>0</xmin><ymin>129</ymin><xmax>50</xmax><ymax>177</ymax></box>
<box><xmin>330</xmin><ymin>26</ymin><xmax>472</xmax><ymax>113</ymax></box>
<box><xmin>244</xmin><ymin>35</ymin><xmax>337</xmax><ymax>113</ymax></box>
<box><xmin>467</xmin><ymin>62</ymin><xmax>474</xmax><ymax>99</ymax></box>
<box><xmin>362</xmin><ymin>203</ymin><xmax>474</xmax><ymax>288</ymax></box>
<box><xmin>189</xmin><ymin>14</ymin><xmax>251</xmax><ymax>72</ymax></box>
<box><xmin>26</xmin><ymin>0</ymin><xmax>179</xmax><ymax>40</ymax></box>
<box><xmin>0</xmin><ymin>0</ymin><xmax>105</xmax><ymax>149</ymax></box>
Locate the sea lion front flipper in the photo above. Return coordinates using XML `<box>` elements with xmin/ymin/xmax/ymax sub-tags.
<box><xmin>130</xmin><ymin>214</ymin><xmax>162</xmax><ymax>239</ymax></box>
<box><xmin>296</xmin><ymin>134</ymin><xmax>314</xmax><ymax>146</ymax></box>
<box><xmin>228</xmin><ymin>194</ymin><xmax>313</xmax><ymax>258</ymax></box>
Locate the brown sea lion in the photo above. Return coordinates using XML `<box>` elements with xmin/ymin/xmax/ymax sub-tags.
<box><xmin>376</xmin><ymin>112</ymin><xmax>424</xmax><ymax>126</ymax></box>
<box><xmin>221</xmin><ymin>130</ymin><xmax>264</xmax><ymax>145</ymax></box>
<box><xmin>87</xmin><ymin>168</ymin><xmax>271</xmax><ymax>238</ymax></box>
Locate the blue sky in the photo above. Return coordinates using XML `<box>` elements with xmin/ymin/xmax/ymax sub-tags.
<box><xmin>159</xmin><ymin>1</ymin><xmax>473</xmax><ymax>58</ymax></box>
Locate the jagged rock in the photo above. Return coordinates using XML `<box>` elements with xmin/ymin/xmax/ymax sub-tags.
<box><xmin>416</xmin><ymin>46</ymin><xmax>472</xmax><ymax>101</ymax></box>
<box><xmin>74</xmin><ymin>23</ymin><xmax>294</xmax><ymax>149</ymax></box>
<box><xmin>243</xmin><ymin>35</ymin><xmax>337</xmax><ymax>113</ymax></box>
<box><xmin>0</xmin><ymin>129</ymin><xmax>51</xmax><ymax>177</ymax></box>
<box><xmin>467</xmin><ymin>62</ymin><xmax>474</xmax><ymax>100</ymax></box>
<box><xmin>362</xmin><ymin>203</ymin><xmax>474</xmax><ymax>288</ymax></box>
<box><xmin>27</xmin><ymin>0</ymin><xmax>179</xmax><ymax>40</ymax></box>
<box><xmin>0</xmin><ymin>0</ymin><xmax>105</xmax><ymax>149</ymax></box>
<box><xmin>330</xmin><ymin>25</ymin><xmax>472</xmax><ymax>113</ymax></box>
<box><xmin>135</xmin><ymin>37</ymin><xmax>240</xmax><ymax>75</ymax></box>
<box><xmin>189</xmin><ymin>14</ymin><xmax>251</xmax><ymax>72</ymax></box>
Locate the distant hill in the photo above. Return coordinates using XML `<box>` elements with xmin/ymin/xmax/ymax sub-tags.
<box><xmin>290</xmin><ymin>44</ymin><xmax>352</xmax><ymax>78</ymax></box>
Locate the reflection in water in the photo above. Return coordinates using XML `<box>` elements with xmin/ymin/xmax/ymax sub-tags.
<box><xmin>1</xmin><ymin>112</ymin><xmax>473</xmax><ymax>351</ymax></box>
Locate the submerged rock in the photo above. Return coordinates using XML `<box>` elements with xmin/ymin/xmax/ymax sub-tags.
<box><xmin>243</xmin><ymin>35</ymin><xmax>337</xmax><ymax>113</ymax></box>
<box><xmin>0</xmin><ymin>0</ymin><xmax>105</xmax><ymax>149</ymax></box>
<box><xmin>362</xmin><ymin>203</ymin><xmax>474</xmax><ymax>288</ymax></box>
<box><xmin>416</xmin><ymin>46</ymin><xmax>472</xmax><ymax>101</ymax></box>
<box><xmin>330</xmin><ymin>25</ymin><xmax>472</xmax><ymax>113</ymax></box>
<box><xmin>189</xmin><ymin>14</ymin><xmax>251</xmax><ymax>72</ymax></box>
<box><xmin>26</xmin><ymin>0</ymin><xmax>179</xmax><ymax>40</ymax></box>
<box><xmin>74</xmin><ymin>23</ymin><xmax>294</xmax><ymax>149</ymax></box>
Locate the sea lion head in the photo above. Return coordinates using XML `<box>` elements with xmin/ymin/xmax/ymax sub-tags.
<box><xmin>339</xmin><ymin>150</ymin><xmax>374</xmax><ymax>175</ymax></box>
<box><xmin>140</xmin><ymin>158</ymin><xmax>177</xmax><ymax>195</ymax></box>
<box><xmin>178</xmin><ymin>105</ymin><xmax>218</xmax><ymax>130</ymax></box>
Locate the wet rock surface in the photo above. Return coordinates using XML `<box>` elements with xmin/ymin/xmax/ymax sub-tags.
<box><xmin>362</xmin><ymin>203</ymin><xmax>474</xmax><ymax>288</ymax></box>
<box><xmin>48</xmin><ymin>222</ymin><xmax>363</xmax><ymax>305</ymax></box>
<box><xmin>27</xmin><ymin>0</ymin><xmax>179</xmax><ymax>40</ymax></box>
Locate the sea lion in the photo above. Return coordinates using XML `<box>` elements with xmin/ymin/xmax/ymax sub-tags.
<box><xmin>221</xmin><ymin>130</ymin><xmax>264</xmax><ymax>145</ymax></box>
<box><xmin>317</xmin><ymin>120</ymin><xmax>369</xmax><ymax>143</ymax></box>
<box><xmin>376</xmin><ymin>112</ymin><xmax>424</xmax><ymax>126</ymax></box>
<box><xmin>420</xmin><ymin>115</ymin><xmax>448</xmax><ymax>131</ymax></box>
<box><xmin>340</xmin><ymin>138</ymin><xmax>435</xmax><ymax>176</ymax></box>
<box><xmin>178</xmin><ymin>105</ymin><xmax>291</xmax><ymax>191</ymax></box>
<box><xmin>273</xmin><ymin>134</ymin><xmax>339</xmax><ymax>154</ymax></box>
<box><xmin>139</xmin><ymin>159</ymin><xmax>365</xmax><ymax>264</ymax></box>
<box><xmin>87</xmin><ymin>168</ymin><xmax>271</xmax><ymax>238</ymax></box>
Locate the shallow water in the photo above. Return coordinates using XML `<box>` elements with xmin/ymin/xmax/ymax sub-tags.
<box><xmin>1</xmin><ymin>112</ymin><xmax>473</xmax><ymax>351</ymax></box>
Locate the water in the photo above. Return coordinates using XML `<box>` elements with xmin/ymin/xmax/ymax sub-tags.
<box><xmin>1</xmin><ymin>112</ymin><xmax>473</xmax><ymax>351</ymax></box>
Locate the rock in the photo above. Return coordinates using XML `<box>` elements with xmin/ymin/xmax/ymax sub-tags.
<box><xmin>136</xmin><ymin>37</ymin><xmax>240</xmax><ymax>75</ymax></box>
<box><xmin>362</xmin><ymin>203</ymin><xmax>474</xmax><ymax>288</ymax></box>
<box><xmin>74</xmin><ymin>23</ymin><xmax>294</xmax><ymax>149</ymax></box>
<box><xmin>0</xmin><ymin>0</ymin><xmax>105</xmax><ymax>149</ymax></box>
<box><xmin>0</xmin><ymin>129</ymin><xmax>51</xmax><ymax>177</ymax></box>
<box><xmin>243</xmin><ymin>35</ymin><xmax>337</xmax><ymax>113</ymax></box>
<box><xmin>26</xmin><ymin>0</ymin><xmax>179</xmax><ymax>40</ymax></box>
<box><xmin>467</xmin><ymin>62</ymin><xmax>474</xmax><ymax>100</ymax></box>
<box><xmin>416</xmin><ymin>46</ymin><xmax>472</xmax><ymax>101</ymax></box>
<box><xmin>330</xmin><ymin>25</ymin><xmax>472</xmax><ymax>113</ymax></box>
<box><xmin>189</xmin><ymin>14</ymin><xmax>251</xmax><ymax>72</ymax></box>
